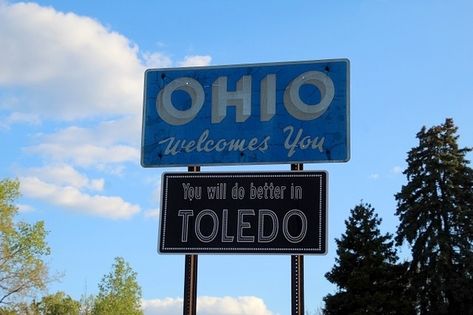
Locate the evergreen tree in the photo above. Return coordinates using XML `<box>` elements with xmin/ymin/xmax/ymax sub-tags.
<box><xmin>395</xmin><ymin>118</ymin><xmax>473</xmax><ymax>314</ymax></box>
<box><xmin>324</xmin><ymin>203</ymin><xmax>413</xmax><ymax>315</ymax></box>
<box><xmin>92</xmin><ymin>257</ymin><xmax>142</xmax><ymax>315</ymax></box>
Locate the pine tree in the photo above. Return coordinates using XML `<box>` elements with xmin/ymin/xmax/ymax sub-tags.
<box><xmin>324</xmin><ymin>203</ymin><xmax>413</xmax><ymax>315</ymax></box>
<box><xmin>395</xmin><ymin>118</ymin><xmax>473</xmax><ymax>314</ymax></box>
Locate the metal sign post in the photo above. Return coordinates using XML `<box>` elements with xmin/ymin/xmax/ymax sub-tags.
<box><xmin>183</xmin><ymin>254</ymin><xmax>197</xmax><ymax>315</ymax></box>
<box><xmin>291</xmin><ymin>163</ymin><xmax>304</xmax><ymax>315</ymax></box>
<box><xmin>183</xmin><ymin>166</ymin><xmax>199</xmax><ymax>315</ymax></box>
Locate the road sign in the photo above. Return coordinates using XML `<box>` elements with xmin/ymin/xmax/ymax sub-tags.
<box><xmin>142</xmin><ymin>59</ymin><xmax>349</xmax><ymax>167</ymax></box>
<box><xmin>159</xmin><ymin>171</ymin><xmax>327</xmax><ymax>254</ymax></box>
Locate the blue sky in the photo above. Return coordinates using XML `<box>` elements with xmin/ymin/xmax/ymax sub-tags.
<box><xmin>1</xmin><ymin>1</ymin><xmax>472</xmax><ymax>314</ymax></box>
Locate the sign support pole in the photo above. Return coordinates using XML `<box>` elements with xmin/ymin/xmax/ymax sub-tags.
<box><xmin>183</xmin><ymin>166</ymin><xmax>200</xmax><ymax>315</ymax></box>
<box><xmin>291</xmin><ymin>163</ymin><xmax>304</xmax><ymax>315</ymax></box>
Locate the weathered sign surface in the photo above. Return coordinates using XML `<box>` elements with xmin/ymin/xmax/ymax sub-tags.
<box><xmin>159</xmin><ymin>172</ymin><xmax>327</xmax><ymax>254</ymax></box>
<box><xmin>142</xmin><ymin>59</ymin><xmax>349</xmax><ymax>167</ymax></box>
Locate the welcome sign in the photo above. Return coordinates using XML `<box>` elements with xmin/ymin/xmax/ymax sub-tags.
<box><xmin>141</xmin><ymin>59</ymin><xmax>349</xmax><ymax>167</ymax></box>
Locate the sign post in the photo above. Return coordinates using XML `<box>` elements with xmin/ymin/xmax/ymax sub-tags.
<box><xmin>183</xmin><ymin>166</ymin><xmax>199</xmax><ymax>315</ymax></box>
<box><xmin>291</xmin><ymin>163</ymin><xmax>304</xmax><ymax>315</ymax></box>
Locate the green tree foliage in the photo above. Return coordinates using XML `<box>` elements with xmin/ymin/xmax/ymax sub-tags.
<box><xmin>0</xmin><ymin>307</ymin><xmax>17</xmax><ymax>314</ymax></box>
<box><xmin>92</xmin><ymin>257</ymin><xmax>142</xmax><ymax>315</ymax></box>
<box><xmin>3</xmin><ymin>293</ymin><xmax>94</xmax><ymax>315</ymax></box>
<box><xmin>0</xmin><ymin>178</ymin><xmax>51</xmax><ymax>306</ymax></box>
<box><xmin>0</xmin><ymin>302</ymin><xmax>36</xmax><ymax>315</ymax></box>
<box><xmin>324</xmin><ymin>203</ymin><xmax>413</xmax><ymax>315</ymax></box>
<box><xmin>395</xmin><ymin>118</ymin><xmax>473</xmax><ymax>314</ymax></box>
<box><xmin>37</xmin><ymin>291</ymin><xmax>80</xmax><ymax>315</ymax></box>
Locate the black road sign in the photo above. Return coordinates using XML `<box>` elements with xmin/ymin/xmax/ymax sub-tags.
<box><xmin>159</xmin><ymin>171</ymin><xmax>327</xmax><ymax>254</ymax></box>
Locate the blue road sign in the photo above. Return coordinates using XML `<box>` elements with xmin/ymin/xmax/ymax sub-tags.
<box><xmin>142</xmin><ymin>59</ymin><xmax>349</xmax><ymax>167</ymax></box>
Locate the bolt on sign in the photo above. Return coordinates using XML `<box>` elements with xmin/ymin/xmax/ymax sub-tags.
<box><xmin>159</xmin><ymin>172</ymin><xmax>327</xmax><ymax>254</ymax></box>
<box><xmin>141</xmin><ymin>59</ymin><xmax>350</xmax><ymax>167</ymax></box>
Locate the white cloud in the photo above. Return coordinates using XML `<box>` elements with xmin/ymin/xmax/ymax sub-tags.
<box><xmin>0</xmin><ymin>2</ymin><xmax>145</xmax><ymax>120</ymax></box>
<box><xmin>142</xmin><ymin>296</ymin><xmax>274</xmax><ymax>315</ymax></box>
<box><xmin>26</xmin><ymin>142</ymin><xmax>139</xmax><ymax>168</ymax></box>
<box><xmin>20</xmin><ymin>176</ymin><xmax>140</xmax><ymax>219</ymax></box>
<box><xmin>143</xmin><ymin>52</ymin><xmax>172</xmax><ymax>68</ymax></box>
<box><xmin>38</xmin><ymin>117</ymin><xmax>141</xmax><ymax>147</ymax></box>
<box><xmin>24</xmin><ymin>164</ymin><xmax>104</xmax><ymax>191</ymax></box>
<box><xmin>178</xmin><ymin>55</ymin><xmax>212</xmax><ymax>67</ymax></box>
<box><xmin>198</xmin><ymin>296</ymin><xmax>274</xmax><ymax>315</ymax></box>
<box><xmin>24</xmin><ymin>116</ymin><xmax>141</xmax><ymax>169</ymax></box>
<box><xmin>142</xmin><ymin>298</ymin><xmax>182</xmax><ymax>315</ymax></box>
<box><xmin>144</xmin><ymin>208</ymin><xmax>159</xmax><ymax>219</ymax></box>
<box><xmin>3</xmin><ymin>112</ymin><xmax>41</xmax><ymax>126</ymax></box>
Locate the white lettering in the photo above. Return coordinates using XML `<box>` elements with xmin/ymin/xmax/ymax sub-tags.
<box><xmin>182</xmin><ymin>183</ymin><xmax>201</xmax><ymax>201</ymax></box>
<box><xmin>283</xmin><ymin>125</ymin><xmax>325</xmax><ymax>157</ymax></box>
<box><xmin>195</xmin><ymin>209</ymin><xmax>219</xmax><ymax>243</ymax></box>
<box><xmin>212</xmin><ymin>76</ymin><xmax>251</xmax><ymax>123</ymax></box>
<box><xmin>283</xmin><ymin>71</ymin><xmax>334</xmax><ymax>120</ymax></box>
<box><xmin>258</xmin><ymin>209</ymin><xmax>279</xmax><ymax>243</ymax></box>
<box><xmin>178</xmin><ymin>210</ymin><xmax>194</xmax><ymax>242</ymax></box>
<box><xmin>157</xmin><ymin>77</ymin><xmax>204</xmax><ymax>125</ymax></box>
<box><xmin>221</xmin><ymin>209</ymin><xmax>234</xmax><ymax>242</ymax></box>
<box><xmin>250</xmin><ymin>182</ymin><xmax>286</xmax><ymax>199</ymax></box>
<box><xmin>237</xmin><ymin>209</ymin><xmax>255</xmax><ymax>242</ymax></box>
<box><xmin>282</xmin><ymin>209</ymin><xmax>308</xmax><ymax>243</ymax></box>
<box><xmin>158</xmin><ymin>129</ymin><xmax>270</xmax><ymax>157</ymax></box>
<box><xmin>156</xmin><ymin>71</ymin><xmax>335</xmax><ymax>124</ymax></box>
<box><xmin>177</xmin><ymin>208</ymin><xmax>308</xmax><ymax>245</ymax></box>
<box><xmin>260</xmin><ymin>74</ymin><xmax>276</xmax><ymax>121</ymax></box>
